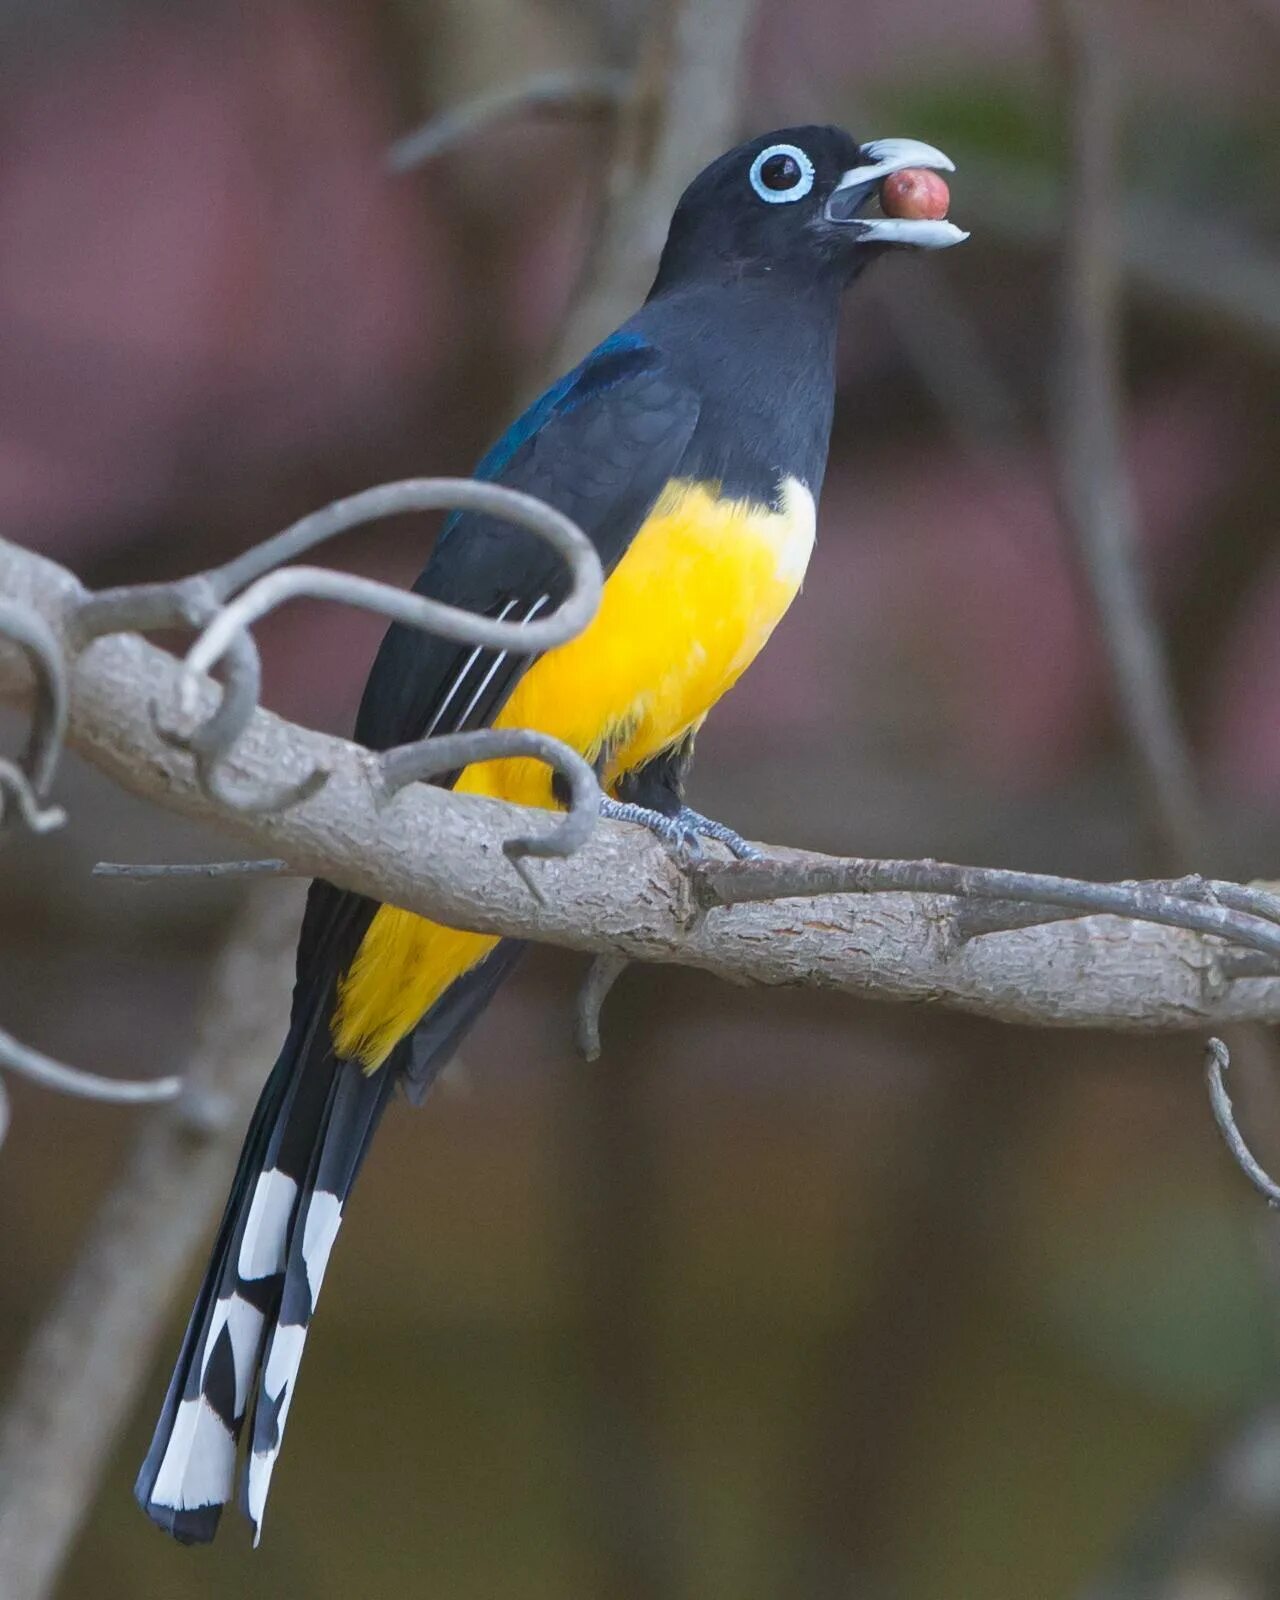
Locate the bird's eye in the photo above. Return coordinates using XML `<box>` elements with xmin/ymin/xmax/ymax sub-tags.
<box><xmin>748</xmin><ymin>143</ymin><xmax>815</xmax><ymax>204</ymax></box>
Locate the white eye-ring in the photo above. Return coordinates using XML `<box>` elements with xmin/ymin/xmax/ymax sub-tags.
<box><xmin>748</xmin><ymin>143</ymin><xmax>815</xmax><ymax>204</ymax></box>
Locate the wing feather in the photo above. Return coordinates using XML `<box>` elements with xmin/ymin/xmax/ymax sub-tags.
<box><xmin>353</xmin><ymin>340</ymin><xmax>699</xmax><ymax>752</ymax></box>
<box><xmin>295</xmin><ymin>337</ymin><xmax>699</xmax><ymax>1002</ymax></box>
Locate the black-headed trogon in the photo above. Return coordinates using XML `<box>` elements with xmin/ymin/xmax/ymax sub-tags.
<box><xmin>136</xmin><ymin>125</ymin><xmax>966</xmax><ymax>1543</ymax></box>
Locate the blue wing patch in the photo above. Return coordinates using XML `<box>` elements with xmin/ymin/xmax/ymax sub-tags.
<box><xmin>453</xmin><ymin>330</ymin><xmax>652</xmax><ymax>514</ymax></box>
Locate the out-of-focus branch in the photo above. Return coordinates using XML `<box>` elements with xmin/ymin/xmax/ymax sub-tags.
<box><xmin>7</xmin><ymin>534</ymin><xmax>1280</xmax><ymax>1032</ymax></box>
<box><xmin>0</xmin><ymin>594</ymin><xmax>176</xmax><ymax>1140</ymax></box>
<box><xmin>1050</xmin><ymin>0</ymin><xmax>1280</xmax><ymax>1262</ymax></box>
<box><xmin>963</xmin><ymin>157</ymin><xmax>1280</xmax><ymax>351</ymax></box>
<box><xmin>0</xmin><ymin>881</ymin><xmax>302</xmax><ymax>1600</ymax></box>
<box><xmin>1079</xmin><ymin>1403</ymin><xmax>1280</xmax><ymax>1599</ymax></box>
<box><xmin>1044</xmin><ymin>47</ymin><xmax>1280</xmax><ymax>1596</ymax></box>
<box><xmin>1049</xmin><ymin>0</ymin><xmax>1204</xmax><ymax>866</ymax></box>
<box><xmin>0</xmin><ymin>1027</ymin><xmax>179</xmax><ymax>1150</ymax></box>
<box><xmin>548</xmin><ymin>0</ymin><xmax>757</xmax><ymax>368</ymax></box>
<box><xmin>387</xmin><ymin>69</ymin><xmax>627</xmax><ymax>173</ymax></box>
<box><xmin>385</xmin><ymin>10</ymin><xmax>761</xmax><ymax>419</ymax></box>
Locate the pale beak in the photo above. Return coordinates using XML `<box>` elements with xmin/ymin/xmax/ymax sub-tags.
<box><xmin>825</xmin><ymin>137</ymin><xmax>969</xmax><ymax>248</ymax></box>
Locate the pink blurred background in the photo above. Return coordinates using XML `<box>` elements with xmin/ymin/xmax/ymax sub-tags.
<box><xmin>3</xmin><ymin>1</ymin><xmax>1280</xmax><ymax>1595</ymax></box>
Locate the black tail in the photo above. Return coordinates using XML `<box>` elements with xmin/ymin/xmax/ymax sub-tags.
<box><xmin>137</xmin><ymin>865</ymin><xmax>525</xmax><ymax>1546</ymax></box>
<box><xmin>134</xmin><ymin>984</ymin><xmax>394</xmax><ymax>1544</ymax></box>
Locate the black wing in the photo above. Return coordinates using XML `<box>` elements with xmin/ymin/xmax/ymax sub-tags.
<box><xmin>289</xmin><ymin>338</ymin><xmax>699</xmax><ymax>1070</ymax></box>
<box><xmin>354</xmin><ymin>338</ymin><xmax>700</xmax><ymax>752</ymax></box>
<box><xmin>135</xmin><ymin>344</ymin><xmax>701</xmax><ymax>1546</ymax></box>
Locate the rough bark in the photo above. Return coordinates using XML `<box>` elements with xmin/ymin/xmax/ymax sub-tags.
<box><xmin>2</xmin><ymin>536</ymin><xmax>1278</xmax><ymax>1033</ymax></box>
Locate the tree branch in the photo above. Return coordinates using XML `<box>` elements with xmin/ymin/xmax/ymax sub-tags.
<box><xmin>963</xmin><ymin>156</ymin><xmax>1280</xmax><ymax>354</ymax></box>
<box><xmin>1204</xmin><ymin>1037</ymin><xmax>1280</xmax><ymax>1207</ymax></box>
<box><xmin>0</xmin><ymin>882</ymin><xmax>302</xmax><ymax>1600</ymax></box>
<box><xmin>4</xmin><ymin>534</ymin><xmax>1280</xmax><ymax>1033</ymax></box>
<box><xmin>0</xmin><ymin>1026</ymin><xmax>179</xmax><ymax>1126</ymax></box>
<box><xmin>387</xmin><ymin>69</ymin><xmax>627</xmax><ymax>173</ymax></box>
<box><xmin>0</xmin><ymin>598</ymin><xmax>67</xmax><ymax>837</ymax></box>
<box><xmin>1079</xmin><ymin>1402</ymin><xmax>1280</xmax><ymax>1598</ymax></box>
<box><xmin>547</xmin><ymin>0</ymin><xmax>757</xmax><ymax>368</ymax></box>
<box><xmin>92</xmin><ymin>857</ymin><xmax>290</xmax><ymax>880</ymax></box>
<box><xmin>1050</xmin><ymin>0</ymin><xmax>1204</xmax><ymax>865</ymax></box>
<box><xmin>75</xmin><ymin>478</ymin><xmax>605</xmax><ymax>818</ymax></box>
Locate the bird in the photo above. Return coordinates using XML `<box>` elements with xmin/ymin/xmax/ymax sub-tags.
<box><xmin>135</xmin><ymin>123</ymin><xmax>966</xmax><ymax>1545</ymax></box>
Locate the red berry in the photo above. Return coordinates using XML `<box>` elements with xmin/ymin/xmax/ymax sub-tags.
<box><xmin>880</xmin><ymin>168</ymin><xmax>950</xmax><ymax>221</ymax></box>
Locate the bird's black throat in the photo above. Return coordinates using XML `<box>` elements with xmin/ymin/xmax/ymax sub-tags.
<box><xmin>627</xmin><ymin>272</ymin><xmax>843</xmax><ymax>508</ymax></box>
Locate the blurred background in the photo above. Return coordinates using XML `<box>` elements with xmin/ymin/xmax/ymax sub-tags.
<box><xmin>3</xmin><ymin>0</ymin><xmax>1280</xmax><ymax>1595</ymax></box>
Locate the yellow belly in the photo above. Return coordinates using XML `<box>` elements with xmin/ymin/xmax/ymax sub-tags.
<box><xmin>333</xmin><ymin>475</ymin><xmax>816</xmax><ymax>1067</ymax></box>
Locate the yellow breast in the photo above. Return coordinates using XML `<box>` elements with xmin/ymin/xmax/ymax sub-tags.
<box><xmin>334</xmin><ymin>474</ymin><xmax>815</xmax><ymax>1067</ymax></box>
<box><xmin>472</xmin><ymin>473</ymin><xmax>815</xmax><ymax>803</ymax></box>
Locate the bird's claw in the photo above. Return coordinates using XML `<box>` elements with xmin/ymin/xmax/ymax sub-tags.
<box><xmin>598</xmin><ymin>799</ymin><xmax>761</xmax><ymax>861</ymax></box>
<box><xmin>672</xmin><ymin>807</ymin><xmax>762</xmax><ymax>861</ymax></box>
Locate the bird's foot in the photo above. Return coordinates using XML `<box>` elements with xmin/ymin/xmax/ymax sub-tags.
<box><xmin>599</xmin><ymin>798</ymin><xmax>762</xmax><ymax>860</ymax></box>
<box><xmin>674</xmin><ymin>807</ymin><xmax>763</xmax><ymax>860</ymax></box>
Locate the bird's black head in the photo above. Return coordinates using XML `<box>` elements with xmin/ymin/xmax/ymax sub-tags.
<box><xmin>649</xmin><ymin>124</ymin><xmax>967</xmax><ymax>296</ymax></box>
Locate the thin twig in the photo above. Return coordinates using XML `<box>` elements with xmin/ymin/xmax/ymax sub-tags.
<box><xmin>84</xmin><ymin>580</ymin><xmax>290</xmax><ymax>812</ymax></box>
<box><xmin>387</xmin><ymin>69</ymin><xmax>627</xmax><ymax>173</ymax></box>
<box><xmin>175</xmin><ymin>481</ymin><xmax>603</xmax><ymax>802</ymax></box>
<box><xmin>0</xmin><ymin>883</ymin><xmax>303</xmax><ymax>1600</ymax></box>
<box><xmin>1209</xmin><ymin>882</ymin><xmax>1280</xmax><ymax>924</ymax></box>
<box><xmin>575</xmin><ymin>954</ymin><xmax>630</xmax><ymax>1060</ymax></box>
<box><xmin>1218</xmin><ymin>950</ymin><xmax>1280</xmax><ymax>980</ymax></box>
<box><xmin>1050</xmin><ymin>0</ymin><xmax>1204</xmax><ymax>864</ymax></box>
<box><xmin>92</xmin><ymin>858</ymin><xmax>291</xmax><ymax>879</ymax></box>
<box><xmin>182</xmin><ymin>480</ymin><xmax>602</xmax><ymax>678</ymax></box>
<box><xmin>171</xmin><ymin>481</ymin><xmax>597</xmax><ymax>817</ymax></box>
<box><xmin>951</xmin><ymin>875</ymin><xmax>1280</xmax><ymax>942</ymax></box>
<box><xmin>0</xmin><ymin>599</ymin><xmax>68</xmax><ymax>836</ymax></box>
<box><xmin>79</xmin><ymin>479</ymin><xmax>604</xmax><ymax>819</ymax></box>
<box><xmin>74</xmin><ymin>571</ymin><xmax>219</xmax><ymax>644</ymax></box>
<box><xmin>381</xmin><ymin>726</ymin><xmax>601</xmax><ymax>862</ymax></box>
<box><xmin>0</xmin><ymin>601</ymin><xmax>67</xmax><ymax>800</ymax></box>
<box><xmin>696</xmin><ymin>854</ymin><xmax>1280</xmax><ymax>965</ymax></box>
<box><xmin>0</xmin><ymin>761</ymin><xmax>65</xmax><ymax>836</ymax></box>
<box><xmin>0</xmin><ymin>1026</ymin><xmax>180</xmax><ymax>1112</ymax></box>
<box><xmin>156</xmin><ymin>630</ymin><xmax>325</xmax><ymax>816</ymax></box>
<box><xmin>1204</xmin><ymin>1037</ymin><xmax>1280</xmax><ymax>1207</ymax></box>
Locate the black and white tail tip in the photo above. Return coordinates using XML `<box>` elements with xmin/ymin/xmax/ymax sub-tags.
<box><xmin>139</xmin><ymin>1163</ymin><xmax>344</xmax><ymax>1544</ymax></box>
<box><xmin>244</xmin><ymin>1186</ymin><xmax>343</xmax><ymax>1539</ymax></box>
